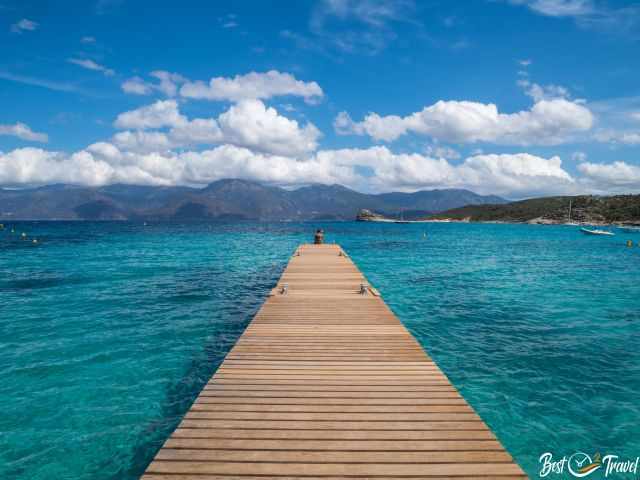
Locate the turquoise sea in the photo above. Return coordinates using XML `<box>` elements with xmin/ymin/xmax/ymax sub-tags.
<box><xmin>1</xmin><ymin>221</ymin><xmax>639</xmax><ymax>479</ymax></box>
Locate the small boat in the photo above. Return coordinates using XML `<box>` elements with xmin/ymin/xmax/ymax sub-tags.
<box><xmin>581</xmin><ymin>228</ymin><xmax>614</xmax><ymax>236</ymax></box>
<box><xmin>395</xmin><ymin>210</ymin><xmax>410</xmax><ymax>224</ymax></box>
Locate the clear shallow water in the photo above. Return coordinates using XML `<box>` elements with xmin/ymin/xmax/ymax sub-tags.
<box><xmin>1</xmin><ymin>221</ymin><xmax>639</xmax><ymax>479</ymax></box>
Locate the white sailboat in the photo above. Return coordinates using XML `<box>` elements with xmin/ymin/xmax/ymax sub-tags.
<box><xmin>394</xmin><ymin>209</ymin><xmax>410</xmax><ymax>224</ymax></box>
<box><xmin>566</xmin><ymin>199</ymin><xmax>579</xmax><ymax>226</ymax></box>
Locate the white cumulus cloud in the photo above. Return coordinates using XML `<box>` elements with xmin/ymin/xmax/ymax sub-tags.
<box><xmin>111</xmin><ymin>131</ymin><xmax>175</xmax><ymax>153</ymax></box>
<box><xmin>594</xmin><ymin>130</ymin><xmax>640</xmax><ymax>145</ymax></box>
<box><xmin>215</xmin><ymin>99</ymin><xmax>320</xmax><ymax>156</ymax></box>
<box><xmin>121</xmin><ymin>70</ymin><xmax>322</xmax><ymax>104</ymax></box>
<box><xmin>121</xmin><ymin>71</ymin><xmax>186</xmax><ymax>96</ymax></box>
<box><xmin>0</xmin><ymin>148</ymin><xmax>113</xmax><ymax>186</ymax></box>
<box><xmin>114</xmin><ymin>100</ymin><xmax>187</xmax><ymax>130</ymax></box>
<box><xmin>424</xmin><ymin>144</ymin><xmax>461</xmax><ymax>160</ymax></box>
<box><xmin>122</xmin><ymin>77</ymin><xmax>154</xmax><ymax>95</ymax></box>
<box><xmin>0</xmin><ymin>122</ymin><xmax>48</xmax><ymax>142</ymax></box>
<box><xmin>180</xmin><ymin>70</ymin><xmax>324</xmax><ymax>103</ymax></box>
<box><xmin>0</xmin><ymin>145</ymin><xmax>348</xmax><ymax>188</ymax></box>
<box><xmin>578</xmin><ymin>161</ymin><xmax>640</xmax><ymax>191</ymax></box>
<box><xmin>314</xmin><ymin>147</ymin><xmax>575</xmax><ymax>196</ymax></box>
<box><xmin>112</xmin><ymin>99</ymin><xmax>320</xmax><ymax>157</ymax></box>
<box><xmin>517</xmin><ymin>79</ymin><xmax>571</xmax><ymax>102</ymax></box>
<box><xmin>335</xmin><ymin>97</ymin><xmax>593</xmax><ymax>145</ymax></box>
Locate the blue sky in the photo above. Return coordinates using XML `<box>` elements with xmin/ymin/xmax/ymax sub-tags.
<box><xmin>1</xmin><ymin>0</ymin><xmax>640</xmax><ymax>198</ymax></box>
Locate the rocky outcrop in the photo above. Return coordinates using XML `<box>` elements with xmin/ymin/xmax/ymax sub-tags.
<box><xmin>356</xmin><ymin>209</ymin><xmax>391</xmax><ymax>222</ymax></box>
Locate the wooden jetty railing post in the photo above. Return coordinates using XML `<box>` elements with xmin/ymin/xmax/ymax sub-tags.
<box><xmin>143</xmin><ymin>243</ymin><xmax>526</xmax><ymax>479</ymax></box>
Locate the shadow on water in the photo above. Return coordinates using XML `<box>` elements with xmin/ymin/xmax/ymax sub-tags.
<box><xmin>0</xmin><ymin>275</ymin><xmax>90</xmax><ymax>292</ymax></box>
<box><xmin>111</xmin><ymin>261</ymin><xmax>285</xmax><ymax>480</ymax></box>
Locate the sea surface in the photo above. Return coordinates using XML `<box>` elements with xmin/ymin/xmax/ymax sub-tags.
<box><xmin>1</xmin><ymin>221</ymin><xmax>639</xmax><ymax>479</ymax></box>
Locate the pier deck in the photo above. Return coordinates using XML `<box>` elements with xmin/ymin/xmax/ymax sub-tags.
<box><xmin>143</xmin><ymin>243</ymin><xmax>526</xmax><ymax>479</ymax></box>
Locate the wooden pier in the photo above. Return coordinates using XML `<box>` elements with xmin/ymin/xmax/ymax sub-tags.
<box><xmin>143</xmin><ymin>244</ymin><xmax>526</xmax><ymax>479</ymax></box>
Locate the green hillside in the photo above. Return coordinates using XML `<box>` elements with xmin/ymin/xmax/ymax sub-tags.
<box><xmin>432</xmin><ymin>195</ymin><xmax>640</xmax><ymax>224</ymax></box>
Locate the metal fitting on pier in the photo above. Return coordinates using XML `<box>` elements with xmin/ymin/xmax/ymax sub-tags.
<box><xmin>280</xmin><ymin>283</ymin><xmax>289</xmax><ymax>295</ymax></box>
<box><xmin>359</xmin><ymin>283</ymin><xmax>369</xmax><ymax>295</ymax></box>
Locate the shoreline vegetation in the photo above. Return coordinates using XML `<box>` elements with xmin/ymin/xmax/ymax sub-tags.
<box><xmin>359</xmin><ymin>195</ymin><xmax>640</xmax><ymax>226</ymax></box>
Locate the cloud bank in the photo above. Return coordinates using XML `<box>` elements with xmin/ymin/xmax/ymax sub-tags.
<box><xmin>122</xmin><ymin>70</ymin><xmax>324</xmax><ymax>104</ymax></box>
<box><xmin>335</xmin><ymin>98</ymin><xmax>593</xmax><ymax>145</ymax></box>
<box><xmin>0</xmin><ymin>142</ymin><xmax>585</xmax><ymax>198</ymax></box>
<box><xmin>2</xmin><ymin>68</ymin><xmax>638</xmax><ymax>198</ymax></box>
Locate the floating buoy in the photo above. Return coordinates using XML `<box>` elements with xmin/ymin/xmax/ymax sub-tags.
<box><xmin>11</xmin><ymin>228</ymin><xmax>15</xmax><ymax>233</ymax></box>
<box><xmin>32</xmin><ymin>239</ymin><xmax>38</xmax><ymax>244</ymax></box>
<box><xmin>423</xmin><ymin>232</ymin><xmax>427</xmax><ymax>238</ymax></box>
<box><xmin>627</xmin><ymin>240</ymin><xmax>634</xmax><ymax>247</ymax></box>
<box><xmin>21</xmin><ymin>232</ymin><xmax>27</xmax><ymax>238</ymax></box>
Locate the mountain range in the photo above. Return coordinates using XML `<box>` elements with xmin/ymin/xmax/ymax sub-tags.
<box><xmin>0</xmin><ymin>179</ymin><xmax>506</xmax><ymax>221</ymax></box>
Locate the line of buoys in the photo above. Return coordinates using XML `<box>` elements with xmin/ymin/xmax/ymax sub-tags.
<box><xmin>0</xmin><ymin>224</ymin><xmax>39</xmax><ymax>244</ymax></box>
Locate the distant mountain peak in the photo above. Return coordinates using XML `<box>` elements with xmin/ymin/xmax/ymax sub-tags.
<box><xmin>206</xmin><ymin>178</ymin><xmax>264</xmax><ymax>187</ymax></box>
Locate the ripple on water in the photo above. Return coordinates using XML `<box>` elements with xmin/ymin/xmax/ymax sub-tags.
<box><xmin>1</xmin><ymin>221</ymin><xmax>639</xmax><ymax>479</ymax></box>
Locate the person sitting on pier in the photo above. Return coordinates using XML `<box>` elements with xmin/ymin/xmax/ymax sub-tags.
<box><xmin>314</xmin><ymin>229</ymin><xmax>324</xmax><ymax>244</ymax></box>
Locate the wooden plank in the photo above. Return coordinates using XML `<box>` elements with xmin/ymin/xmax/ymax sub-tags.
<box><xmin>155</xmin><ymin>449</ymin><xmax>514</xmax><ymax>463</ymax></box>
<box><xmin>163</xmin><ymin>438</ymin><xmax>504</xmax><ymax>450</ymax></box>
<box><xmin>190</xmin><ymin>403</ymin><xmax>474</xmax><ymax>412</ymax></box>
<box><xmin>170</xmin><ymin>428</ymin><xmax>497</xmax><ymax>440</ymax></box>
<box><xmin>142</xmin><ymin>243</ymin><xmax>526</xmax><ymax>479</ymax></box>
<box><xmin>145</xmin><ymin>461</ymin><xmax>525</xmax><ymax>476</ymax></box>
